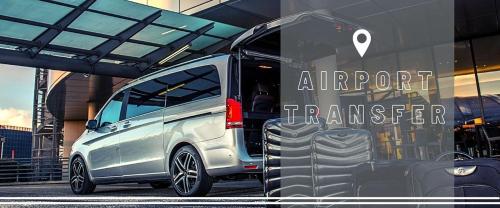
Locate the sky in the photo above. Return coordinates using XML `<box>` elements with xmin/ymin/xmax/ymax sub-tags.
<box><xmin>0</xmin><ymin>64</ymin><xmax>35</xmax><ymax>128</ymax></box>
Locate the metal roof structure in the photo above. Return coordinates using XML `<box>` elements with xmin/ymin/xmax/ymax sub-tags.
<box><xmin>0</xmin><ymin>0</ymin><xmax>245</xmax><ymax>78</ymax></box>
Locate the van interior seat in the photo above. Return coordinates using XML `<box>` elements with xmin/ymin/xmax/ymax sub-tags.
<box><xmin>251</xmin><ymin>82</ymin><xmax>275</xmax><ymax>113</ymax></box>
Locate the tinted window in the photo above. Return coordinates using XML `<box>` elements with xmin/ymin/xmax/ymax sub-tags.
<box><xmin>99</xmin><ymin>92</ymin><xmax>124</xmax><ymax>127</ymax></box>
<box><xmin>163</xmin><ymin>65</ymin><xmax>221</xmax><ymax>107</ymax></box>
<box><xmin>126</xmin><ymin>79</ymin><xmax>167</xmax><ymax>119</ymax></box>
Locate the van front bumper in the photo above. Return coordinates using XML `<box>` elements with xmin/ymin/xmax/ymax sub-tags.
<box><xmin>194</xmin><ymin>128</ymin><xmax>262</xmax><ymax>176</ymax></box>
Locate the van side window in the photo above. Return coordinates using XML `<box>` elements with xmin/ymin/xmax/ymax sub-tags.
<box><xmin>99</xmin><ymin>92</ymin><xmax>124</xmax><ymax>127</ymax></box>
<box><xmin>162</xmin><ymin>65</ymin><xmax>221</xmax><ymax>107</ymax></box>
<box><xmin>126</xmin><ymin>79</ymin><xmax>167</xmax><ymax>119</ymax></box>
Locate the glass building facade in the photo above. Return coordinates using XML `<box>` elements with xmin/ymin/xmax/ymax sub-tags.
<box><xmin>454</xmin><ymin>36</ymin><xmax>500</xmax><ymax>158</ymax></box>
<box><xmin>350</xmin><ymin>35</ymin><xmax>500</xmax><ymax>160</ymax></box>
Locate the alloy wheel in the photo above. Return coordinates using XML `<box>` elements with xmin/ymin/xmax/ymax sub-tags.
<box><xmin>70</xmin><ymin>160</ymin><xmax>85</xmax><ymax>191</ymax></box>
<box><xmin>172</xmin><ymin>152</ymin><xmax>198</xmax><ymax>194</ymax></box>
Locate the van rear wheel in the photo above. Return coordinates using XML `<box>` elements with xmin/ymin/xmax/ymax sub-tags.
<box><xmin>170</xmin><ymin>146</ymin><xmax>212</xmax><ymax>196</ymax></box>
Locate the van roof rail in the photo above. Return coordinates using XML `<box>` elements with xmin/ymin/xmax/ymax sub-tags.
<box><xmin>126</xmin><ymin>53</ymin><xmax>227</xmax><ymax>85</ymax></box>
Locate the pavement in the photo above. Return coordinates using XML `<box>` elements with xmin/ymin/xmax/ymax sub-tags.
<box><xmin>0</xmin><ymin>179</ymin><xmax>265</xmax><ymax>207</ymax></box>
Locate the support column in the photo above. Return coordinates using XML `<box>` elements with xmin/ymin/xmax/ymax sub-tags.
<box><xmin>62</xmin><ymin>121</ymin><xmax>86</xmax><ymax>158</ymax></box>
<box><xmin>313</xmin><ymin>54</ymin><xmax>341</xmax><ymax>128</ymax></box>
<box><xmin>87</xmin><ymin>101</ymin><xmax>98</xmax><ymax>120</ymax></box>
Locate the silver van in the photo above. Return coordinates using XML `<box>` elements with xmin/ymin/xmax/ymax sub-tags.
<box><xmin>69</xmin><ymin>52</ymin><xmax>282</xmax><ymax>196</ymax></box>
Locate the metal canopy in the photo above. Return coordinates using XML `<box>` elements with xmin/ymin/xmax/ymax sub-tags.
<box><xmin>0</xmin><ymin>0</ymin><xmax>244</xmax><ymax>78</ymax></box>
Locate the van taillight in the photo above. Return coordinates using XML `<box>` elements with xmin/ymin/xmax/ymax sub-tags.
<box><xmin>244</xmin><ymin>165</ymin><xmax>258</xmax><ymax>170</ymax></box>
<box><xmin>226</xmin><ymin>98</ymin><xmax>243</xmax><ymax>129</ymax></box>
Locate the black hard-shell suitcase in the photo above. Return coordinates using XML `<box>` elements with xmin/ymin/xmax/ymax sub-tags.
<box><xmin>311</xmin><ymin>128</ymin><xmax>373</xmax><ymax>198</ymax></box>
<box><xmin>263</xmin><ymin>117</ymin><xmax>326</xmax><ymax>198</ymax></box>
<box><xmin>263</xmin><ymin>119</ymin><xmax>374</xmax><ymax>199</ymax></box>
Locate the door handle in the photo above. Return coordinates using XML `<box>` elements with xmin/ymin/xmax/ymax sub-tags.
<box><xmin>108</xmin><ymin>125</ymin><xmax>117</xmax><ymax>131</ymax></box>
<box><xmin>123</xmin><ymin>121</ymin><xmax>131</xmax><ymax>128</ymax></box>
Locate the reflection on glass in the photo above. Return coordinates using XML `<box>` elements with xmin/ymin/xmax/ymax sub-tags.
<box><xmin>453</xmin><ymin>36</ymin><xmax>500</xmax><ymax>157</ymax></box>
<box><xmin>473</xmin><ymin>35</ymin><xmax>500</xmax><ymax>156</ymax></box>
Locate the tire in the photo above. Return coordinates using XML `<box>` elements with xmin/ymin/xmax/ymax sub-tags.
<box><xmin>70</xmin><ymin>157</ymin><xmax>95</xmax><ymax>194</ymax></box>
<box><xmin>170</xmin><ymin>146</ymin><xmax>212</xmax><ymax>196</ymax></box>
<box><xmin>150</xmin><ymin>181</ymin><xmax>171</xmax><ymax>189</ymax></box>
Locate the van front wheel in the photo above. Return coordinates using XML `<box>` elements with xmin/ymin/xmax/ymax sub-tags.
<box><xmin>170</xmin><ymin>146</ymin><xmax>212</xmax><ymax>196</ymax></box>
<box><xmin>70</xmin><ymin>157</ymin><xmax>95</xmax><ymax>194</ymax></box>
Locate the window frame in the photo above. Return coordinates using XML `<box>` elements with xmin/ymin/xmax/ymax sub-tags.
<box><xmin>96</xmin><ymin>89</ymin><xmax>129</xmax><ymax>128</ymax></box>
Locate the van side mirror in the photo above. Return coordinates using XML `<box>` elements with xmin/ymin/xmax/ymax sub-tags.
<box><xmin>86</xmin><ymin>120</ymin><xmax>98</xmax><ymax>130</ymax></box>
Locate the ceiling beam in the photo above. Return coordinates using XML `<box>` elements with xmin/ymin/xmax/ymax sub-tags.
<box><xmin>0</xmin><ymin>36</ymin><xmax>146</xmax><ymax>64</ymax></box>
<box><xmin>0</xmin><ymin>48</ymin><xmax>142</xmax><ymax>78</ymax></box>
<box><xmin>88</xmin><ymin>10</ymin><xmax>161</xmax><ymax>64</ymax></box>
<box><xmin>28</xmin><ymin>0</ymin><xmax>95</xmax><ymax>58</ymax></box>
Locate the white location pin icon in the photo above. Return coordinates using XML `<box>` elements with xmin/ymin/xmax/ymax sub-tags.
<box><xmin>353</xmin><ymin>29</ymin><xmax>371</xmax><ymax>58</ymax></box>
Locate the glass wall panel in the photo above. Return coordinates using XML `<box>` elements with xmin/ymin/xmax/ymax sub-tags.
<box><xmin>472</xmin><ymin>35</ymin><xmax>500</xmax><ymax>156</ymax></box>
<box><xmin>50</xmin><ymin>31</ymin><xmax>107</xmax><ymax>50</ymax></box>
<box><xmin>52</xmin><ymin>0</ymin><xmax>85</xmax><ymax>6</ymax></box>
<box><xmin>205</xmin><ymin>22</ymin><xmax>245</xmax><ymax>38</ymax></box>
<box><xmin>449</xmin><ymin>41</ymin><xmax>479</xmax><ymax>156</ymax></box>
<box><xmin>69</xmin><ymin>11</ymin><xmax>135</xmax><ymax>36</ymax></box>
<box><xmin>111</xmin><ymin>42</ymin><xmax>158</xmax><ymax>58</ymax></box>
<box><xmin>154</xmin><ymin>11</ymin><xmax>213</xmax><ymax>31</ymax></box>
<box><xmin>131</xmin><ymin>25</ymin><xmax>188</xmax><ymax>45</ymax></box>
<box><xmin>0</xmin><ymin>20</ymin><xmax>46</xmax><ymax>41</ymax></box>
<box><xmin>90</xmin><ymin>0</ymin><xmax>158</xmax><ymax>20</ymax></box>
<box><xmin>0</xmin><ymin>0</ymin><xmax>72</xmax><ymax>24</ymax></box>
<box><xmin>190</xmin><ymin>36</ymin><xmax>221</xmax><ymax>50</ymax></box>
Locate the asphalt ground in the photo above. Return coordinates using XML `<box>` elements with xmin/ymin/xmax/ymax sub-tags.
<box><xmin>0</xmin><ymin>179</ymin><xmax>265</xmax><ymax>207</ymax></box>
<box><xmin>1</xmin><ymin>180</ymin><xmax>495</xmax><ymax>207</ymax></box>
